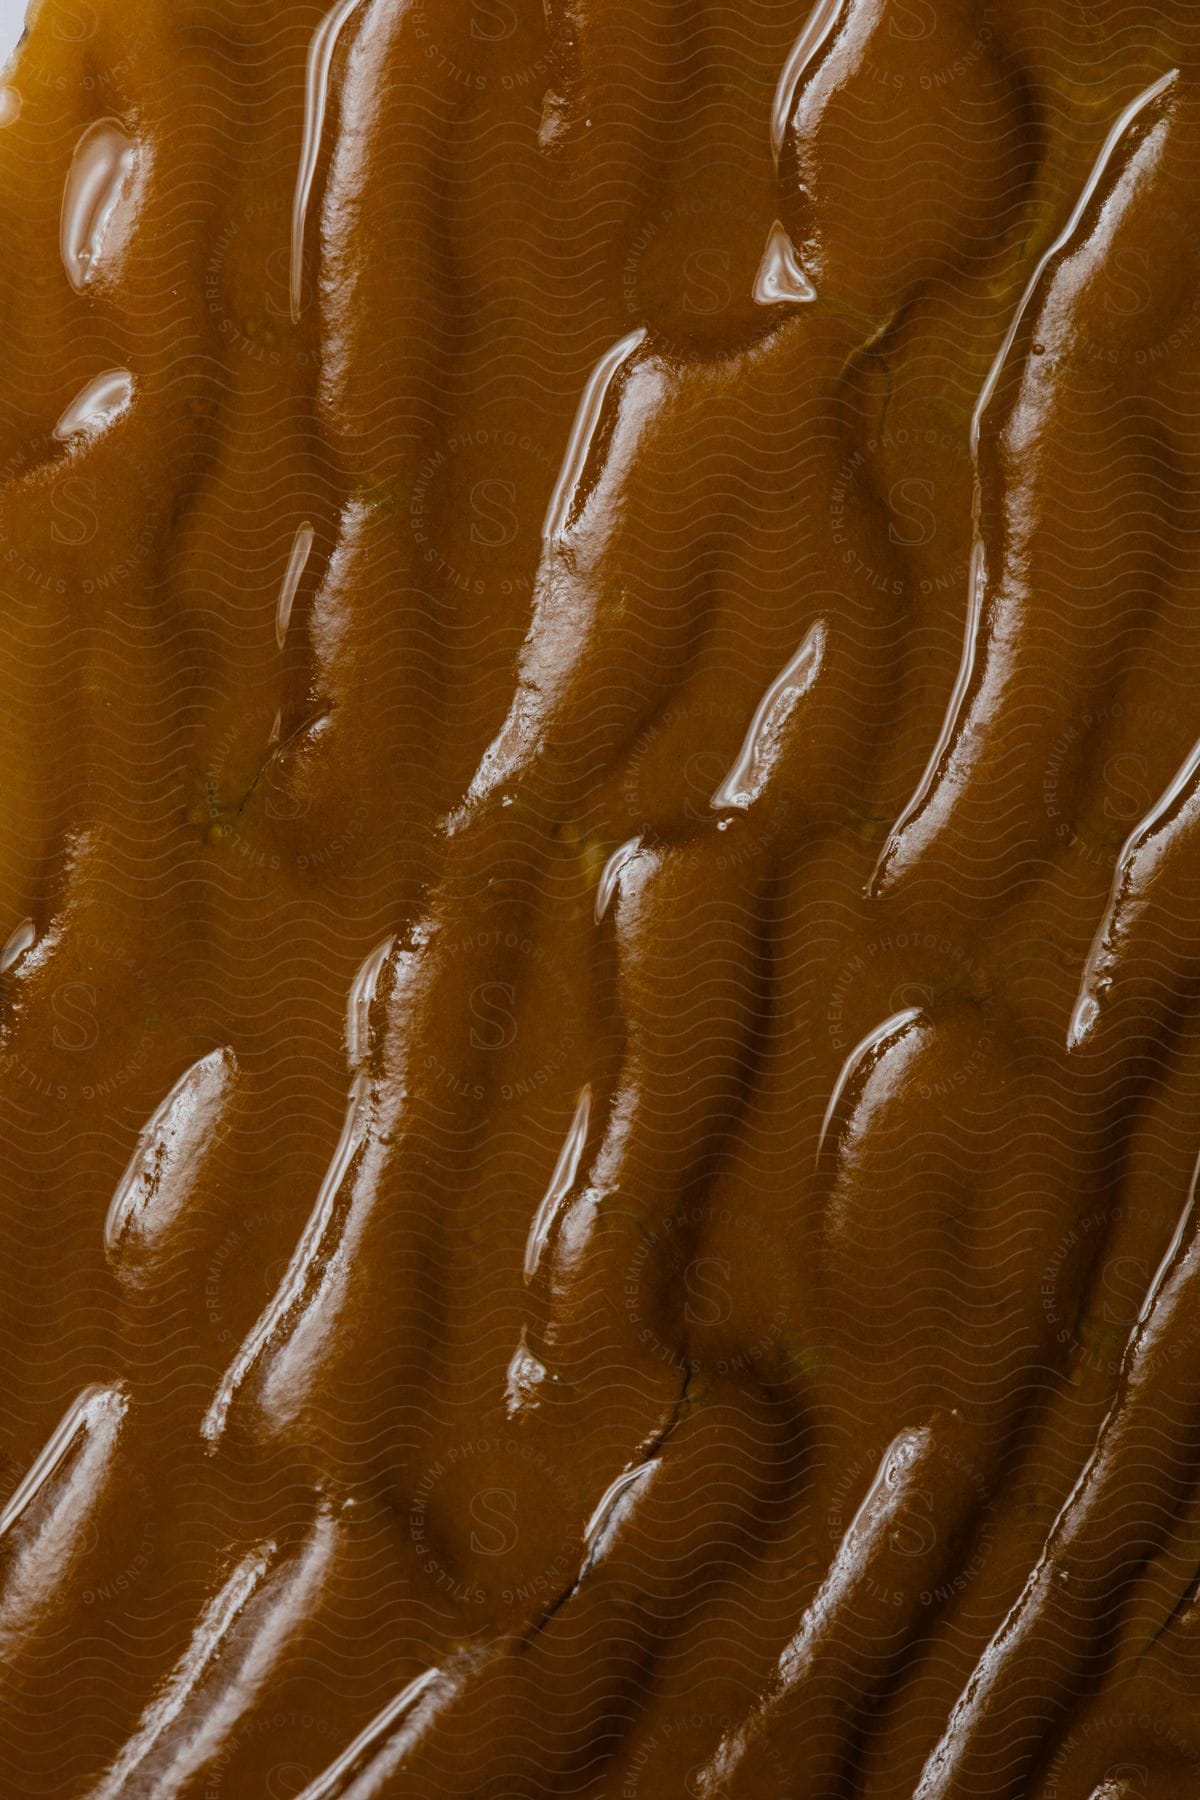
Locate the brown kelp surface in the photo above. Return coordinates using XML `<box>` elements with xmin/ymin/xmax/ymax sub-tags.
<box><xmin>3</xmin><ymin>1</ymin><xmax>1200</xmax><ymax>1795</ymax></box>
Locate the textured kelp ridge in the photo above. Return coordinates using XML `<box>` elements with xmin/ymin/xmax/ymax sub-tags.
<box><xmin>2</xmin><ymin>0</ymin><xmax>1200</xmax><ymax>1795</ymax></box>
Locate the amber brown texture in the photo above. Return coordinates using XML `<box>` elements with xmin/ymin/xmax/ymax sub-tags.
<box><xmin>5</xmin><ymin>0</ymin><xmax>1200</xmax><ymax>1794</ymax></box>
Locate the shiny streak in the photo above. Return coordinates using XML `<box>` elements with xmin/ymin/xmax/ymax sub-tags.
<box><xmin>291</xmin><ymin>0</ymin><xmax>370</xmax><ymax>323</ymax></box>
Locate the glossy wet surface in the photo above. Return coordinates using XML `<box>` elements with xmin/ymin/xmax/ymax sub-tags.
<box><xmin>4</xmin><ymin>0</ymin><xmax>1200</xmax><ymax>1795</ymax></box>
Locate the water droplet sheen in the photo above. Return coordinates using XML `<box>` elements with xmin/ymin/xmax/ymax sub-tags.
<box><xmin>53</xmin><ymin>368</ymin><xmax>134</xmax><ymax>441</ymax></box>
<box><xmin>752</xmin><ymin>222</ymin><xmax>816</xmax><ymax>306</ymax></box>
<box><xmin>60</xmin><ymin>118</ymin><xmax>139</xmax><ymax>293</ymax></box>
<box><xmin>275</xmin><ymin>521</ymin><xmax>315</xmax><ymax>649</ymax></box>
